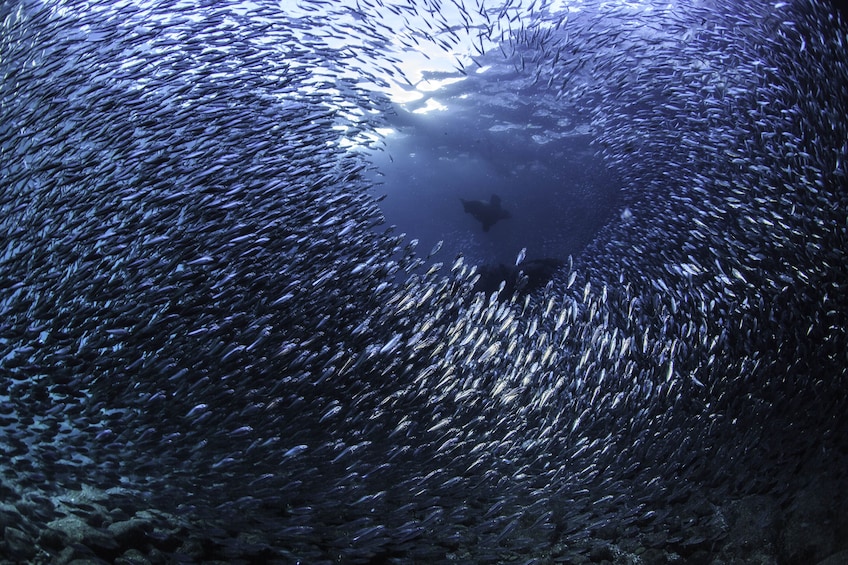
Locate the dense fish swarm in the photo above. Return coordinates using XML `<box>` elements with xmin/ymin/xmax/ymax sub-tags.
<box><xmin>1</xmin><ymin>0</ymin><xmax>847</xmax><ymax>563</ymax></box>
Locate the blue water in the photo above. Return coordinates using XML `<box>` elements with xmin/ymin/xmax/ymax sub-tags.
<box><xmin>367</xmin><ymin>73</ymin><xmax>621</xmax><ymax>268</ymax></box>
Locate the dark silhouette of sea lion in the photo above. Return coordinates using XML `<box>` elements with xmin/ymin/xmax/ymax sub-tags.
<box><xmin>474</xmin><ymin>258</ymin><xmax>564</xmax><ymax>297</ymax></box>
<box><xmin>460</xmin><ymin>194</ymin><xmax>511</xmax><ymax>231</ymax></box>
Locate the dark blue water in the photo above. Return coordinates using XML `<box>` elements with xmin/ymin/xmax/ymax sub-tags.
<box><xmin>367</xmin><ymin>70</ymin><xmax>621</xmax><ymax>268</ymax></box>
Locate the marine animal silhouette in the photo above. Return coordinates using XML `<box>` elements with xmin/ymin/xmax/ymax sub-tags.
<box><xmin>460</xmin><ymin>194</ymin><xmax>511</xmax><ymax>231</ymax></box>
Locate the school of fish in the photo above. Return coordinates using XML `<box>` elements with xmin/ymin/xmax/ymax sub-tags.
<box><xmin>1</xmin><ymin>0</ymin><xmax>846</xmax><ymax>562</ymax></box>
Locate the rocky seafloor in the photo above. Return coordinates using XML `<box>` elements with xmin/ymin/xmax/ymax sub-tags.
<box><xmin>2</xmin><ymin>451</ymin><xmax>846</xmax><ymax>565</ymax></box>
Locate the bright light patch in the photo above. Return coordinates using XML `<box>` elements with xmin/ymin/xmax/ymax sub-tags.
<box><xmin>388</xmin><ymin>88</ymin><xmax>425</xmax><ymax>104</ymax></box>
<box><xmin>418</xmin><ymin>76</ymin><xmax>466</xmax><ymax>92</ymax></box>
<box><xmin>412</xmin><ymin>99</ymin><xmax>448</xmax><ymax>114</ymax></box>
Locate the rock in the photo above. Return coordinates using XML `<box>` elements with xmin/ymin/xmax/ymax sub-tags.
<box><xmin>46</xmin><ymin>515</ymin><xmax>121</xmax><ymax>560</ymax></box>
<box><xmin>108</xmin><ymin>517</ymin><xmax>153</xmax><ymax>548</ymax></box>
<box><xmin>588</xmin><ymin>542</ymin><xmax>615</xmax><ymax>562</ymax></box>
<box><xmin>679</xmin><ymin>549</ymin><xmax>711</xmax><ymax>565</ymax></box>
<box><xmin>175</xmin><ymin>537</ymin><xmax>206</xmax><ymax>560</ymax></box>
<box><xmin>721</xmin><ymin>495</ymin><xmax>778</xmax><ymax>558</ymax></box>
<box><xmin>54</xmin><ymin>546</ymin><xmax>78</xmax><ymax>565</ymax></box>
<box><xmin>48</xmin><ymin>515</ymin><xmax>98</xmax><ymax>543</ymax></box>
<box><xmin>779</xmin><ymin>482</ymin><xmax>843</xmax><ymax>565</ymax></box>
<box><xmin>84</xmin><ymin>528</ymin><xmax>120</xmax><ymax>553</ymax></box>
<box><xmin>4</xmin><ymin>525</ymin><xmax>38</xmax><ymax>561</ymax></box>
<box><xmin>39</xmin><ymin>526</ymin><xmax>68</xmax><ymax>550</ymax></box>
<box><xmin>114</xmin><ymin>548</ymin><xmax>153</xmax><ymax>565</ymax></box>
<box><xmin>636</xmin><ymin>548</ymin><xmax>666</xmax><ymax>564</ymax></box>
<box><xmin>816</xmin><ymin>549</ymin><xmax>848</xmax><ymax>565</ymax></box>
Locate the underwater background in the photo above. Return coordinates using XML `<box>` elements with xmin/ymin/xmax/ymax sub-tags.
<box><xmin>1</xmin><ymin>0</ymin><xmax>847</xmax><ymax>563</ymax></box>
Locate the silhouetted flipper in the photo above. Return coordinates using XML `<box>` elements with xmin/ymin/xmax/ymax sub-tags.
<box><xmin>460</xmin><ymin>194</ymin><xmax>511</xmax><ymax>231</ymax></box>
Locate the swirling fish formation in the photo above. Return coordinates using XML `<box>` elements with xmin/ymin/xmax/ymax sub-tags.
<box><xmin>1</xmin><ymin>0</ymin><xmax>846</xmax><ymax>563</ymax></box>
